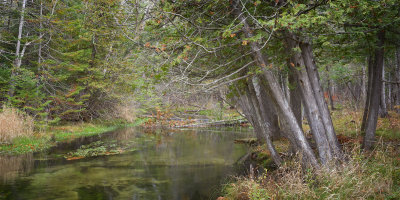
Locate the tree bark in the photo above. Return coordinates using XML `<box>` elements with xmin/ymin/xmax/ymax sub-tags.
<box><xmin>6</xmin><ymin>0</ymin><xmax>14</xmax><ymax>31</ymax></box>
<box><xmin>387</xmin><ymin>71</ymin><xmax>392</xmax><ymax>110</ymax></box>
<box><xmin>259</xmin><ymin>80</ymin><xmax>282</xmax><ymax>140</ymax></box>
<box><xmin>361</xmin><ymin>56</ymin><xmax>374</xmax><ymax>132</ymax></box>
<box><xmin>288</xmin><ymin>70</ymin><xmax>302</xmax><ymax>126</ymax></box>
<box><xmin>363</xmin><ymin>31</ymin><xmax>385</xmax><ymax>150</ymax></box>
<box><xmin>280</xmin><ymin>72</ymin><xmax>290</xmax><ymax>101</ymax></box>
<box><xmin>232</xmin><ymin>4</ymin><xmax>318</xmax><ymax>167</ymax></box>
<box><xmin>251</xmin><ymin>76</ymin><xmax>282</xmax><ymax>165</ymax></box>
<box><xmin>236</xmin><ymin>87</ymin><xmax>265</xmax><ymax>143</ymax></box>
<box><xmin>396</xmin><ymin>46</ymin><xmax>400</xmax><ymax>112</ymax></box>
<box><xmin>8</xmin><ymin>0</ymin><xmax>27</xmax><ymax>98</ymax></box>
<box><xmin>361</xmin><ymin>62</ymin><xmax>367</xmax><ymax>108</ymax></box>
<box><xmin>286</xmin><ymin>38</ymin><xmax>333</xmax><ymax>164</ymax></box>
<box><xmin>380</xmin><ymin>63</ymin><xmax>388</xmax><ymax>117</ymax></box>
<box><xmin>231</xmin><ymin>2</ymin><xmax>318</xmax><ymax>167</ymax></box>
<box><xmin>299</xmin><ymin>42</ymin><xmax>342</xmax><ymax>158</ymax></box>
<box><xmin>326</xmin><ymin>66</ymin><xmax>335</xmax><ymax>110</ymax></box>
<box><xmin>245</xmin><ymin>84</ymin><xmax>267</xmax><ymax>143</ymax></box>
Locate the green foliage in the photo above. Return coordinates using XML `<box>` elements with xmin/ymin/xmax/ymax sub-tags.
<box><xmin>0</xmin><ymin>0</ymin><xmax>143</xmax><ymax>124</ymax></box>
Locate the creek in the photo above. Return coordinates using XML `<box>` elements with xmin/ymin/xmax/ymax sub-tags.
<box><xmin>0</xmin><ymin>127</ymin><xmax>253</xmax><ymax>200</ymax></box>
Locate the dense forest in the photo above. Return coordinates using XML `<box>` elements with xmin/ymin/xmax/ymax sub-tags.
<box><xmin>1</xmin><ymin>0</ymin><xmax>400</xmax><ymax>199</ymax></box>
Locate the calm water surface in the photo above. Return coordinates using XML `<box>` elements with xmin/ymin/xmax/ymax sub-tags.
<box><xmin>0</xmin><ymin>127</ymin><xmax>253</xmax><ymax>200</ymax></box>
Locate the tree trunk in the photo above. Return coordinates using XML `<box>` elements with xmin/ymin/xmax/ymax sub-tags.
<box><xmin>387</xmin><ymin>71</ymin><xmax>392</xmax><ymax>110</ymax></box>
<box><xmin>233</xmin><ymin>2</ymin><xmax>318</xmax><ymax>167</ymax></box>
<box><xmin>286</xmin><ymin>39</ymin><xmax>333</xmax><ymax>164</ymax></box>
<box><xmin>361</xmin><ymin>56</ymin><xmax>374</xmax><ymax>132</ymax></box>
<box><xmin>299</xmin><ymin>42</ymin><xmax>342</xmax><ymax>158</ymax></box>
<box><xmin>396</xmin><ymin>46</ymin><xmax>400</xmax><ymax>112</ymax></box>
<box><xmin>361</xmin><ymin>62</ymin><xmax>367</xmax><ymax>108</ymax></box>
<box><xmin>6</xmin><ymin>0</ymin><xmax>14</xmax><ymax>31</ymax></box>
<box><xmin>8</xmin><ymin>0</ymin><xmax>27</xmax><ymax>98</ymax></box>
<box><xmin>258</xmin><ymin>51</ymin><xmax>319</xmax><ymax>167</ymax></box>
<box><xmin>236</xmin><ymin>87</ymin><xmax>265</xmax><ymax>143</ymax></box>
<box><xmin>288</xmin><ymin>70</ymin><xmax>302</xmax><ymax>126</ymax></box>
<box><xmin>259</xmin><ymin>79</ymin><xmax>282</xmax><ymax>140</ymax></box>
<box><xmin>363</xmin><ymin>31</ymin><xmax>385</xmax><ymax>151</ymax></box>
<box><xmin>252</xmin><ymin>76</ymin><xmax>282</xmax><ymax>165</ymax></box>
<box><xmin>37</xmin><ymin>0</ymin><xmax>43</xmax><ymax>96</ymax></box>
<box><xmin>245</xmin><ymin>84</ymin><xmax>267</xmax><ymax>143</ymax></box>
<box><xmin>326</xmin><ymin>66</ymin><xmax>335</xmax><ymax>110</ymax></box>
<box><xmin>280</xmin><ymin>72</ymin><xmax>290</xmax><ymax>101</ymax></box>
<box><xmin>379</xmin><ymin>63</ymin><xmax>388</xmax><ymax>117</ymax></box>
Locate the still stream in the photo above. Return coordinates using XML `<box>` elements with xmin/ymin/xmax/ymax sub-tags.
<box><xmin>0</xmin><ymin>127</ymin><xmax>253</xmax><ymax>200</ymax></box>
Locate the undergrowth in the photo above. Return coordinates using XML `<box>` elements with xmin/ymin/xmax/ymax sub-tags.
<box><xmin>0</xmin><ymin>106</ymin><xmax>34</xmax><ymax>143</ymax></box>
<box><xmin>223</xmin><ymin>110</ymin><xmax>400</xmax><ymax>200</ymax></box>
<box><xmin>224</xmin><ymin>143</ymin><xmax>397</xmax><ymax>199</ymax></box>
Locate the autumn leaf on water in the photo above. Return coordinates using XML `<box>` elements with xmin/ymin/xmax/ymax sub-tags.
<box><xmin>66</xmin><ymin>156</ymin><xmax>85</xmax><ymax>161</ymax></box>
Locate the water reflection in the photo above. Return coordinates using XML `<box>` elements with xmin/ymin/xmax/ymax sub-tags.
<box><xmin>0</xmin><ymin>154</ymin><xmax>33</xmax><ymax>183</ymax></box>
<box><xmin>0</xmin><ymin>127</ymin><xmax>252</xmax><ymax>200</ymax></box>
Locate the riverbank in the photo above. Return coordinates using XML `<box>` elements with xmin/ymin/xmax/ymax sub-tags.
<box><xmin>0</xmin><ymin>118</ymin><xmax>148</xmax><ymax>155</ymax></box>
<box><xmin>221</xmin><ymin>110</ymin><xmax>400</xmax><ymax>199</ymax></box>
<box><xmin>0</xmin><ymin>106</ymin><xmax>241</xmax><ymax>155</ymax></box>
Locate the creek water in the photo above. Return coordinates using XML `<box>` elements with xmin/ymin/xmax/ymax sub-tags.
<box><xmin>0</xmin><ymin>127</ymin><xmax>253</xmax><ymax>200</ymax></box>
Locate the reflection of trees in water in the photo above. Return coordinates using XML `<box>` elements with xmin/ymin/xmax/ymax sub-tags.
<box><xmin>0</xmin><ymin>127</ymin><xmax>251</xmax><ymax>199</ymax></box>
<box><xmin>119</xmin><ymin>127</ymin><xmax>250</xmax><ymax>199</ymax></box>
<box><xmin>109</xmin><ymin>128</ymin><xmax>141</xmax><ymax>141</ymax></box>
<box><xmin>0</xmin><ymin>154</ymin><xmax>33</xmax><ymax>183</ymax></box>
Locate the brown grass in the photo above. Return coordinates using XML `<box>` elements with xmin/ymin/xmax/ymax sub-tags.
<box><xmin>0</xmin><ymin>106</ymin><xmax>34</xmax><ymax>143</ymax></box>
<box><xmin>224</xmin><ymin>143</ymin><xmax>395</xmax><ymax>200</ymax></box>
<box><xmin>109</xmin><ymin>102</ymin><xmax>137</xmax><ymax>123</ymax></box>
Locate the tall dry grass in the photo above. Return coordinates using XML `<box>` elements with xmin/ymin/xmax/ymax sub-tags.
<box><xmin>224</xmin><ymin>143</ymin><xmax>396</xmax><ymax>200</ymax></box>
<box><xmin>115</xmin><ymin>103</ymin><xmax>137</xmax><ymax>123</ymax></box>
<box><xmin>0</xmin><ymin>106</ymin><xmax>34</xmax><ymax>143</ymax></box>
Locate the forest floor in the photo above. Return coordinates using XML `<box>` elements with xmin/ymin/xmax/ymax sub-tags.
<box><xmin>222</xmin><ymin>109</ymin><xmax>400</xmax><ymax>200</ymax></box>
<box><xmin>0</xmin><ymin>118</ymin><xmax>148</xmax><ymax>155</ymax></box>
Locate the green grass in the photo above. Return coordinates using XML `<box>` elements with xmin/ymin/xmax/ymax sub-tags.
<box><xmin>0</xmin><ymin>118</ymin><xmax>148</xmax><ymax>155</ymax></box>
<box><xmin>52</xmin><ymin>125</ymin><xmax>120</xmax><ymax>142</ymax></box>
<box><xmin>0</xmin><ymin>136</ymin><xmax>51</xmax><ymax>155</ymax></box>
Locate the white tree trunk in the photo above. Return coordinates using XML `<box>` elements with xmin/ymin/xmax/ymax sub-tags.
<box><xmin>8</xmin><ymin>0</ymin><xmax>27</xmax><ymax>97</ymax></box>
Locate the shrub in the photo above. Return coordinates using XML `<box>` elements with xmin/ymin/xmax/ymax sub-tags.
<box><xmin>0</xmin><ymin>106</ymin><xmax>34</xmax><ymax>143</ymax></box>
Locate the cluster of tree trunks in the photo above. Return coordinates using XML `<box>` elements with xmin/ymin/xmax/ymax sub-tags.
<box><xmin>231</xmin><ymin>1</ymin><xmax>343</xmax><ymax>167</ymax></box>
<box><xmin>231</xmin><ymin>1</ymin><xmax>393</xmax><ymax>167</ymax></box>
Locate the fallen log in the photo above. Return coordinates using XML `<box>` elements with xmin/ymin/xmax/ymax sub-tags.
<box><xmin>175</xmin><ymin>119</ymin><xmax>248</xmax><ymax>128</ymax></box>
